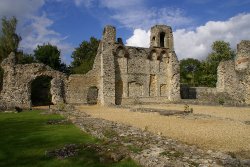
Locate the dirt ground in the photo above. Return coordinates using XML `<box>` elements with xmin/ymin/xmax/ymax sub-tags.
<box><xmin>77</xmin><ymin>104</ymin><xmax>250</xmax><ymax>158</ymax></box>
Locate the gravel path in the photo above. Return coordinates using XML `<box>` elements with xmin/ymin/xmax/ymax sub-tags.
<box><xmin>56</xmin><ymin>105</ymin><xmax>249</xmax><ymax>167</ymax></box>
<box><xmin>78</xmin><ymin>104</ymin><xmax>250</xmax><ymax>159</ymax></box>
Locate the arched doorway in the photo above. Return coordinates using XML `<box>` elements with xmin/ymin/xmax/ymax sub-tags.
<box><xmin>87</xmin><ymin>86</ymin><xmax>98</xmax><ymax>105</ymax></box>
<box><xmin>31</xmin><ymin>76</ymin><xmax>53</xmax><ymax>106</ymax></box>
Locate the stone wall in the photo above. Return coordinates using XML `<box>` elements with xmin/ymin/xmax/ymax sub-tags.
<box><xmin>0</xmin><ymin>52</ymin><xmax>66</xmax><ymax>109</ymax></box>
<box><xmin>65</xmin><ymin>24</ymin><xmax>180</xmax><ymax>106</ymax></box>
<box><xmin>0</xmin><ymin>24</ymin><xmax>181</xmax><ymax>108</ymax></box>
<box><xmin>180</xmin><ymin>40</ymin><xmax>250</xmax><ymax>105</ymax></box>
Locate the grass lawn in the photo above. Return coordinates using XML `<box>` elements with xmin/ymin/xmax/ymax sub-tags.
<box><xmin>0</xmin><ymin>110</ymin><xmax>139</xmax><ymax>167</ymax></box>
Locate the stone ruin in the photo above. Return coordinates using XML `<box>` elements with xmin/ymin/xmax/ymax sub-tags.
<box><xmin>0</xmin><ymin>52</ymin><xmax>66</xmax><ymax>109</ymax></box>
<box><xmin>217</xmin><ymin>40</ymin><xmax>250</xmax><ymax>104</ymax></box>
<box><xmin>181</xmin><ymin>40</ymin><xmax>250</xmax><ymax>105</ymax></box>
<box><xmin>0</xmin><ymin>24</ymin><xmax>250</xmax><ymax>109</ymax></box>
<box><xmin>0</xmin><ymin>25</ymin><xmax>180</xmax><ymax>109</ymax></box>
<box><xmin>65</xmin><ymin>25</ymin><xmax>180</xmax><ymax>105</ymax></box>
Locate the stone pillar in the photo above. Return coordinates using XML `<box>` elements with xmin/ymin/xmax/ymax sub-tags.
<box><xmin>168</xmin><ymin>51</ymin><xmax>180</xmax><ymax>101</ymax></box>
<box><xmin>51</xmin><ymin>77</ymin><xmax>65</xmax><ymax>104</ymax></box>
<box><xmin>99</xmin><ymin>26</ymin><xmax>117</xmax><ymax>105</ymax></box>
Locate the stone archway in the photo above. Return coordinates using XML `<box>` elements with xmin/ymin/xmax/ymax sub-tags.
<box><xmin>0</xmin><ymin>53</ymin><xmax>66</xmax><ymax>109</ymax></box>
<box><xmin>31</xmin><ymin>76</ymin><xmax>53</xmax><ymax>106</ymax></box>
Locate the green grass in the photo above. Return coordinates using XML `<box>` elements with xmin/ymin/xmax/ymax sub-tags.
<box><xmin>0</xmin><ymin>110</ymin><xmax>139</xmax><ymax>167</ymax></box>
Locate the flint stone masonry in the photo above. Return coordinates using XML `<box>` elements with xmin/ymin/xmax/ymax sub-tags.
<box><xmin>65</xmin><ymin>24</ymin><xmax>180</xmax><ymax>106</ymax></box>
<box><xmin>0</xmin><ymin>24</ymin><xmax>180</xmax><ymax>108</ymax></box>
<box><xmin>181</xmin><ymin>40</ymin><xmax>250</xmax><ymax>105</ymax></box>
<box><xmin>216</xmin><ymin>40</ymin><xmax>250</xmax><ymax>105</ymax></box>
<box><xmin>1</xmin><ymin>26</ymin><xmax>249</xmax><ymax>108</ymax></box>
<box><xmin>0</xmin><ymin>52</ymin><xmax>66</xmax><ymax>109</ymax></box>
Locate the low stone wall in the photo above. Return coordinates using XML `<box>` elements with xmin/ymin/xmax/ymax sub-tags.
<box><xmin>180</xmin><ymin>86</ymin><xmax>238</xmax><ymax>105</ymax></box>
<box><xmin>120</xmin><ymin>97</ymin><xmax>170</xmax><ymax>105</ymax></box>
<box><xmin>65</xmin><ymin>73</ymin><xmax>100</xmax><ymax>104</ymax></box>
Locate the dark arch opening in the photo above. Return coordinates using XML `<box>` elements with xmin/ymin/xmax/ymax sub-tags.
<box><xmin>115</xmin><ymin>80</ymin><xmax>123</xmax><ymax>105</ymax></box>
<box><xmin>87</xmin><ymin>86</ymin><xmax>98</xmax><ymax>105</ymax></box>
<box><xmin>31</xmin><ymin>76</ymin><xmax>53</xmax><ymax>106</ymax></box>
<box><xmin>0</xmin><ymin>67</ymin><xmax>4</xmax><ymax>92</ymax></box>
<box><xmin>160</xmin><ymin>32</ymin><xmax>165</xmax><ymax>47</ymax></box>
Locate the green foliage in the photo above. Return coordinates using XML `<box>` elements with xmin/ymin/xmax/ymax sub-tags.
<box><xmin>16</xmin><ymin>52</ymin><xmax>36</xmax><ymax>64</ymax></box>
<box><xmin>207</xmin><ymin>41</ymin><xmax>235</xmax><ymax>63</ymax></box>
<box><xmin>184</xmin><ymin>104</ymin><xmax>193</xmax><ymax>113</ymax></box>
<box><xmin>71</xmin><ymin>37</ymin><xmax>100</xmax><ymax>74</ymax></box>
<box><xmin>218</xmin><ymin>98</ymin><xmax>225</xmax><ymax>105</ymax></box>
<box><xmin>180</xmin><ymin>58</ymin><xmax>202</xmax><ymax>86</ymax></box>
<box><xmin>34</xmin><ymin>43</ymin><xmax>68</xmax><ymax>72</ymax></box>
<box><xmin>180</xmin><ymin>41</ymin><xmax>235</xmax><ymax>87</ymax></box>
<box><xmin>0</xmin><ymin>16</ymin><xmax>21</xmax><ymax>62</ymax></box>
<box><xmin>0</xmin><ymin>110</ymin><xmax>140</xmax><ymax>167</ymax></box>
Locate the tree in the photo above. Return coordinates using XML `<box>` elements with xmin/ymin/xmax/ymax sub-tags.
<box><xmin>0</xmin><ymin>17</ymin><xmax>21</xmax><ymax>62</ymax></box>
<box><xmin>71</xmin><ymin>37</ymin><xmax>100</xmax><ymax>74</ymax></box>
<box><xmin>207</xmin><ymin>41</ymin><xmax>235</xmax><ymax>63</ymax></box>
<box><xmin>180</xmin><ymin>41</ymin><xmax>235</xmax><ymax>87</ymax></box>
<box><xmin>34</xmin><ymin>43</ymin><xmax>68</xmax><ymax>73</ymax></box>
<box><xmin>16</xmin><ymin>52</ymin><xmax>35</xmax><ymax>64</ymax></box>
<box><xmin>180</xmin><ymin>58</ymin><xmax>202</xmax><ymax>86</ymax></box>
<box><xmin>203</xmin><ymin>41</ymin><xmax>235</xmax><ymax>87</ymax></box>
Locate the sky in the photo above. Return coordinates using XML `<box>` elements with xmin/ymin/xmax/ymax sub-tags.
<box><xmin>0</xmin><ymin>0</ymin><xmax>250</xmax><ymax>64</ymax></box>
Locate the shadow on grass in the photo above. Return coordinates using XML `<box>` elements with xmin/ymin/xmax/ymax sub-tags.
<box><xmin>0</xmin><ymin>111</ymin><xmax>139</xmax><ymax>167</ymax></box>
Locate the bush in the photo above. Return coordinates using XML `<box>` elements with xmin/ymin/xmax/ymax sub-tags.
<box><xmin>218</xmin><ymin>98</ymin><xmax>225</xmax><ymax>105</ymax></box>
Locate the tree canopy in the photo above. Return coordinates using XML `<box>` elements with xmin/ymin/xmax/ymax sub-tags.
<box><xmin>71</xmin><ymin>37</ymin><xmax>100</xmax><ymax>74</ymax></box>
<box><xmin>34</xmin><ymin>43</ymin><xmax>68</xmax><ymax>73</ymax></box>
<box><xmin>180</xmin><ymin>41</ymin><xmax>235</xmax><ymax>87</ymax></box>
<box><xmin>0</xmin><ymin>17</ymin><xmax>21</xmax><ymax>62</ymax></box>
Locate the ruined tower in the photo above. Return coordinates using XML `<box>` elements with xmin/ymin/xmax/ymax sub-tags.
<box><xmin>150</xmin><ymin>25</ymin><xmax>174</xmax><ymax>51</ymax></box>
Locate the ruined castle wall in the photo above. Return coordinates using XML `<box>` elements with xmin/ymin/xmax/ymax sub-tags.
<box><xmin>65</xmin><ymin>73</ymin><xmax>100</xmax><ymax>104</ymax></box>
<box><xmin>65</xmin><ymin>43</ymin><xmax>102</xmax><ymax>104</ymax></box>
<box><xmin>99</xmin><ymin>26</ymin><xmax>117</xmax><ymax>105</ymax></box>
<box><xmin>0</xmin><ymin>52</ymin><xmax>66</xmax><ymax>109</ymax></box>
<box><xmin>215</xmin><ymin>41</ymin><xmax>250</xmax><ymax>105</ymax></box>
<box><xmin>113</xmin><ymin>44</ymin><xmax>180</xmax><ymax>104</ymax></box>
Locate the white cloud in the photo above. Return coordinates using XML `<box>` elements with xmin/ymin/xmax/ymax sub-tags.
<box><xmin>174</xmin><ymin>13</ymin><xmax>250</xmax><ymax>60</ymax></box>
<box><xmin>126</xmin><ymin>29</ymin><xmax>150</xmax><ymax>47</ymax></box>
<box><xmin>99</xmin><ymin>0</ymin><xmax>144</xmax><ymax>9</ymax></box>
<box><xmin>0</xmin><ymin>0</ymin><xmax>73</xmax><ymax>64</ymax></box>
<box><xmin>0</xmin><ymin>0</ymin><xmax>45</xmax><ymax>18</ymax></box>
<box><xmin>126</xmin><ymin>13</ymin><xmax>250</xmax><ymax>60</ymax></box>
<box><xmin>19</xmin><ymin>13</ymin><xmax>73</xmax><ymax>64</ymax></box>
<box><xmin>75</xmin><ymin>0</ymin><xmax>192</xmax><ymax>29</ymax></box>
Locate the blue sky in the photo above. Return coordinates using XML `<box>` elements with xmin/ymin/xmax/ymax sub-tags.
<box><xmin>0</xmin><ymin>0</ymin><xmax>250</xmax><ymax>64</ymax></box>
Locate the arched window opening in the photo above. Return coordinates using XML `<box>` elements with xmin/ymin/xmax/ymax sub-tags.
<box><xmin>160</xmin><ymin>32</ymin><xmax>165</xmax><ymax>47</ymax></box>
<box><xmin>31</xmin><ymin>76</ymin><xmax>53</xmax><ymax>106</ymax></box>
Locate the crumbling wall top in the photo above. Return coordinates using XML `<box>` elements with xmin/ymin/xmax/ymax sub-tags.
<box><xmin>1</xmin><ymin>52</ymin><xmax>16</xmax><ymax>68</ymax></box>
<box><xmin>235</xmin><ymin>40</ymin><xmax>250</xmax><ymax>71</ymax></box>
<box><xmin>102</xmin><ymin>25</ymin><xmax>116</xmax><ymax>44</ymax></box>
